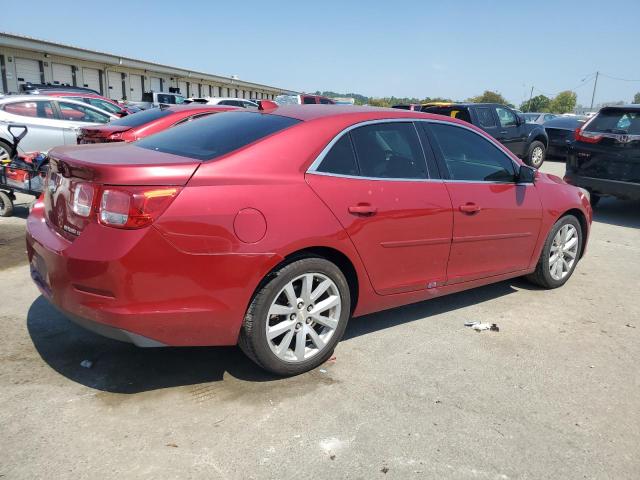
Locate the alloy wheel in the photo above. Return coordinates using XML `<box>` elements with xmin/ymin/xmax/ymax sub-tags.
<box><xmin>265</xmin><ymin>272</ymin><xmax>341</xmax><ymax>363</ymax></box>
<box><xmin>0</xmin><ymin>145</ymin><xmax>10</xmax><ymax>163</ymax></box>
<box><xmin>549</xmin><ymin>224</ymin><xmax>579</xmax><ymax>281</ymax></box>
<box><xmin>531</xmin><ymin>146</ymin><xmax>544</xmax><ymax>166</ymax></box>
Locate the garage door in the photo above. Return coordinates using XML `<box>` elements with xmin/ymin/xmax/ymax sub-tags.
<box><xmin>52</xmin><ymin>63</ymin><xmax>74</xmax><ymax>86</ymax></box>
<box><xmin>15</xmin><ymin>58</ymin><xmax>41</xmax><ymax>86</ymax></box>
<box><xmin>150</xmin><ymin>76</ymin><xmax>162</xmax><ymax>92</ymax></box>
<box><xmin>107</xmin><ymin>71</ymin><xmax>123</xmax><ymax>100</ymax></box>
<box><xmin>129</xmin><ymin>74</ymin><xmax>143</xmax><ymax>101</ymax></box>
<box><xmin>82</xmin><ymin>68</ymin><xmax>101</xmax><ymax>93</ymax></box>
<box><xmin>178</xmin><ymin>81</ymin><xmax>187</xmax><ymax>97</ymax></box>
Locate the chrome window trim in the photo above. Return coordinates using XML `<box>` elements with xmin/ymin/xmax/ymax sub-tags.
<box><xmin>306</xmin><ymin>118</ymin><xmax>525</xmax><ymax>183</ymax></box>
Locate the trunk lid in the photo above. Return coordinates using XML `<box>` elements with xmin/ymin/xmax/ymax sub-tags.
<box><xmin>78</xmin><ymin>125</ymin><xmax>132</xmax><ymax>144</ymax></box>
<box><xmin>44</xmin><ymin>143</ymin><xmax>199</xmax><ymax>240</ymax></box>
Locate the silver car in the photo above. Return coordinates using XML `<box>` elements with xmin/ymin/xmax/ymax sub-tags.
<box><xmin>0</xmin><ymin>95</ymin><xmax>117</xmax><ymax>160</ymax></box>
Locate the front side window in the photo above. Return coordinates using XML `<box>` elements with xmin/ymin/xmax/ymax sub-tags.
<box><xmin>3</xmin><ymin>101</ymin><xmax>55</xmax><ymax>119</ymax></box>
<box><xmin>495</xmin><ymin>107</ymin><xmax>517</xmax><ymax>128</ymax></box>
<box><xmin>350</xmin><ymin>123</ymin><xmax>427</xmax><ymax>179</ymax></box>
<box><xmin>136</xmin><ymin>111</ymin><xmax>301</xmax><ymax>161</ymax></box>
<box><xmin>319</xmin><ymin>98</ymin><xmax>333</xmax><ymax>104</ymax></box>
<box><xmin>316</xmin><ymin>134</ymin><xmax>358</xmax><ymax>176</ymax></box>
<box><xmin>429</xmin><ymin>123</ymin><xmax>515</xmax><ymax>182</ymax></box>
<box><xmin>57</xmin><ymin>102</ymin><xmax>111</xmax><ymax>123</ymax></box>
<box><xmin>302</xmin><ymin>96</ymin><xmax>317</xmax><ymax>104</ymax></box>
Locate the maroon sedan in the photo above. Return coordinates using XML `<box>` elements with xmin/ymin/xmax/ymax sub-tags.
<box><xmin>77</xmin><ymin>105</ymin><xmax>237</xmax><ymax>143</ymax></box>
<box><xmin>27</xmin><ymin>105</ymin><xmax>591</xmax><ymax>375</ymax></box>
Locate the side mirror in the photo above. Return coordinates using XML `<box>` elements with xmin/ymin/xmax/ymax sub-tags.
<box><xmin>516</xmin><ymin>114</ymin><xmax>525</xmax><ymax>125</ymax></box>
<box><xmin>118</xmin><ymin>110</ymin><xmax>128</xmax><ymax>117</ymax></box>
<box><xmin>517</xmin><ymin>165</ymin><xmax>536</xmax><ymax>184</ymax></box>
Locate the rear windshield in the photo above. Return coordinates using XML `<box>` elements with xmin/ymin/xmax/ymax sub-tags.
<box><xmin>586</xmin><ymin>109</ymin><xmax>640</xmax><ymax>134</ymax></box>
<box><xmin>136</xmin><ymin>111</ymin><xmax>301</xmax><ymax>160</ymax></box>
<box><xmin>110</xmin><ymin>108</ymin><xmax>173</xmax><ymax>127</ymax></box>
<box><xmin>544</xmin><ymin>117</ymin><xmax>584</xmax><ymax>129</ymax></box>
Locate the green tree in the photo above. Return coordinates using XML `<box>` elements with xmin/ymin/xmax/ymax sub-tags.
<box><xmin>548</xmin><ymin>91</ymin><xmax>577</xmax><ymax>114</ymax></box>
<box><xmin>466</xmin><ymin>90</ymin><xmax>508</xmax><ymax>104</ymax></box>
<box><xmin>634</xmin><ymin>92</ymin><xmax>640</xmax><ymax>104</ymax></box>
<box><xmin>520</xmin><ymin>94</ymin><xmax>551</xmax><ymax>112</ymax></box>
<box><xmin>367</xmin><ymin>98</ymin><xmax>392</xmax><ymax>107</ymax></box>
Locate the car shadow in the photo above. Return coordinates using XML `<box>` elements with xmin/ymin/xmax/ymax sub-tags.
<box><xmin>592</xmin><ymin>197</ymin><xmax>640</xmax><ymax>229</ymax></box>
<box><xmin>27</xmin><ymin>279</ymin><xmax>521</xmax><ymax>394</ymax></box>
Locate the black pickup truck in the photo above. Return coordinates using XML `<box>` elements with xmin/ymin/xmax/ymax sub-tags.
<box><xmin>421</xmin><ymin>103</ymin><xmax>549</xmax><ymax>168</ymax></box>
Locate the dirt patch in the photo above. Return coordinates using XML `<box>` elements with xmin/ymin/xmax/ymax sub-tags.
<box><xmin>0</xmin><ymin>222</ymin><xmax>28</xmax><ymax>270</ymax></box>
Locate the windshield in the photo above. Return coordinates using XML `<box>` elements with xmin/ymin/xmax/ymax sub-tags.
<box><xmin>110</xmin><ymin>108</ymin><xmax>173</xmax><ymax>127</ymax></box>
<box><xmin>523</xmin><ymin>113</ymin><xmax>541</xmax><ymax>123</ymax></box>
<box><xmin>585</xmin><ymin>109</ymin><xmax>640</xmax><ymax>134</ymax></box>
<box><xmin>136</xmin><ymin>111</ymin><xmax>301</xmax><ymax>160</ymax></box>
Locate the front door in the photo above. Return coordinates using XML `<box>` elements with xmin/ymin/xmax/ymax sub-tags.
<box><xmin>493</xmin><ymin>106</ymin><xmax>527</xmax><ymax>156</ymax></box>
<box><xmin>306</xmin><ymin>121</ymin><xmax>453</xmax><ymax>295</ymax></box>
<box><xmin>425</xmin><ymin>122</ymin><xmax>542</xmax><ymax>284</ymax></box>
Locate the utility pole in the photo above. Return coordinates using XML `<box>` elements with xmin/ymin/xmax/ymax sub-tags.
<box><xmin>527</xmin><ymin>86</ymin><xmax>534</xmax><ymax>111</ymax></box>
<box><xmin>590</xmin><ymin>71</ymin><xmax>599</xmax><ymax>110</ymax></box>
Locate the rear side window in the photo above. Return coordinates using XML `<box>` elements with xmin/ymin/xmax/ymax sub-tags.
<box><xmin>319</xmin><ymin>98</ymin><xmax>333</xmax><ymax>104</ymax></box>
<box><xmin>350</xmin><ymin>123</ymin><xmax>427</xmax><ymax>179</ymax></box>
<box><xmin>110</xmin><ymin>108</ymin><xmax>173</xmax><ymax>127</ymax></box>
<box><xmin>302</xmin><ymin>96</ymin><xmax>317</xmax><ymax>104</ymax></box>
<box><xmin>3</xmin><ymin>100</ymin><xmax>54</xmax><ymax>119</ymax></box>
<box><xmin>316</xmin><ymin>135</ymin><xmax>358</xmax><ymax>176</ymax></box>
<box><xmin>586</xmin><ymin>109</ymin><xmax>640</xmax><ymax>134</ymax></box>
<box><xmin>429</xmin><ymin>123</ymin><xmax>515</xmax><ymax>182</ymax></box>
<box><xmin>476</xmin><ymin>107</ymin><xmax>497</xmax><ymax>128</ymax></box>
<box><xmin>136</xmin><ymin>111</ymin><xmax>301</xmax><ymax>160</ymax></box>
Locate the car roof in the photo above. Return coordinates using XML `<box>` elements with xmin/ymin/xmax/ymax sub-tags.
<box><xmin>0</xmin><ymin>94</ymin><xmax>103</xmax><ymax>105</ymax></box>
<box><xmin>599</xmin><ymin>104</ymin><xmax>640</xmax><ymax>111</ymax></box>
<box><xmin>259</xmin><ymin>104</ymin><xmax>457</xmax><ymax>122</ymax></box>
<box><xmin>162</xmin><ymin>105</ymin><xmax>239</xmax><ymax>113</ymax></box>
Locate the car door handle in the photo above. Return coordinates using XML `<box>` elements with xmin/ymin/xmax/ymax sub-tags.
<box><xmin>499</xmin><ymin>130</ymin><xmax>508</xmax><ymax>134</ymax></box>
<box><xmin>348</xmin><ymin>204</ymin><xmax>377</xmax><ymax>216</ymax></box>
<box><xmin>459</xmin><ymin>203</ymin><xmax>481</xmax><ymax>214</ymax></box>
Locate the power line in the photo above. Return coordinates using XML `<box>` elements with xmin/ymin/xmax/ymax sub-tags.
<box><xmin>599</xmin><ymin>73</ymin><xmax>640</xmax><ymax>82</ymax></box>
<box><xmin>531</xmin><ymin>72</ymin><xmax>597</xmax><ymax>97</ymax></box>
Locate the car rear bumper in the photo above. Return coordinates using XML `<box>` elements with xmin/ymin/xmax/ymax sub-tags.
<box><xmin>564</xmin><ymin>173</ymin><xmax>640</xmax><ymax>200</ymax></box>
<box><xmin>26</xmin><ymin>203</ymin><xmax>280</xmax><ymax>347</ymax></box>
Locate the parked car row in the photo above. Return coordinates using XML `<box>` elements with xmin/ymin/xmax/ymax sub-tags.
<box><xmin>24</xmin><ymin>103</ymin><xmax>592</xmax><ymax>375</ymax></box>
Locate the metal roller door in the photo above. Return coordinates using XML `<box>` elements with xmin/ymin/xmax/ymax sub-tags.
<box><xmin>129</xmin><ymin>74</ymin><xmax>143</xmax><ymax>101</ymax></box>
<box><xmin>150</xmin><ymin>76</ymin><xmax>162</xmax><ymax>92</ymax></box>
<box><xmin>178</xmin><ymin>81</ymin><xmax>187</xmax><ymax>96</ymax></box>
<box><xmin>52</xmin><ymin>63</ymin><xmax>74</xmax><ymax>86</ymax></box>
<box><xmin>82</xmin><ymin>68</ymin><xmax>101</xmax><ymax>93</ymax></box>
<box><xmin>107</xmin><ymin>71</ymin><xmax>123</xmax><ymax>100</ymax></box>
<box><xmin>15</xmin><ymin>58</ymin><xmax>41</xmax><ymax>85</ymax></box>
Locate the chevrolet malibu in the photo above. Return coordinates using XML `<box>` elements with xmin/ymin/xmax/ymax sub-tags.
<box><xmin>26</xmin><ymin>105</ymin><xmax>592</xmax><ymax>375</ymax></box>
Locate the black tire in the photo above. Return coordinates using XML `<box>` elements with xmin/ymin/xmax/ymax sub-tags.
<box><xmin>0</xmin><ymin>139</ymin><xmax>12</xmax><ymax>160</ymax></box>
<box><xmin>525</xmin><ymin>140</ymin><xmax>546</xmax><ymax>168</ymax></box>
<box><xmin>239</xmin><ymin>257</ymin><xmax>351</xmax><ymax>376</ymax></box>
<box><xmin>0</xmin><ymin>191</ymin><xmax>14</xmax><ymax>217</ymax></box>
<box><xmin>590</xmin><ymin>193</ymin><xmax>601</xmax><ymax>208</ymax></box>
<box><xmin>526</xmin><ymin>214</ymin><xmax>583</xmax><ymax>289</ymax></box>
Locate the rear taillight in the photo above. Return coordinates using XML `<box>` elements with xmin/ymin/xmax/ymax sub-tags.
<box><xmin>574</xmin><ymin>127</ymin><xmax>602</xmax><ymax>144</ymax></box>
<box><xmin>98</xmin><ymin>186</ymin><xmax>181</xmax><ymax>229</ymax></box>
<box><xmin>72</xmin><ymin>183</ymin><xmax>96</xmax><ymax>217</ymax></box>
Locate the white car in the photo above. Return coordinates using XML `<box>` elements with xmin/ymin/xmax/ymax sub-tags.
<box><xmin>186</xmin><ymin>97</ymin><xmax>258</xmax><ymax>109</ymax></box>
<box><xmin>0</xmin><ymin>95</ymin><xmax>117</xmax><ymax>157</ymax></box>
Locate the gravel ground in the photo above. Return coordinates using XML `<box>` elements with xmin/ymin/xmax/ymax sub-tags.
<box><xmin>0</xmin><ymin>161</ymin><xmax>638</xmax><ymax>479</ymax></box>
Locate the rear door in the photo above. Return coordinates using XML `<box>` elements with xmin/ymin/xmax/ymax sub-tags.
<box><xmin>424</xmin><ymin>121</ymin><xmax>542</xmax><ymax>283</ymax></box>
<box><xmin>306</xmin><ymin>121</ymin><xmax>453</xmax><ymax>295</ymax></box>
<box><xmin>493</xmin><ymin>106</ymin><xmax>527</xmax><ymax>156</ymax></box>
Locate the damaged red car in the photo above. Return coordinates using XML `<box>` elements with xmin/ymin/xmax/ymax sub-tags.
<box><xmin>77</xmin><ymin>104</ymin><xmax>237</xmax><ymax>144</ymax></box>
<box><xmin>26</xmin><ymin>105</ymin><xmax>592</xmax><ymax>375</ymax></box>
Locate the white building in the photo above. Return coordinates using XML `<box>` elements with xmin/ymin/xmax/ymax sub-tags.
<box><xmin>0</xmin><ymin>32</ymin><xmax>294</xmax><ymax>101</ymax></box>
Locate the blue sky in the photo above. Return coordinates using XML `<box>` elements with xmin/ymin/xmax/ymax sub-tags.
<box><xmin>2</xmin><ymin>0</ymin><xmax>639</xmax><ymax>106</ymax></box>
